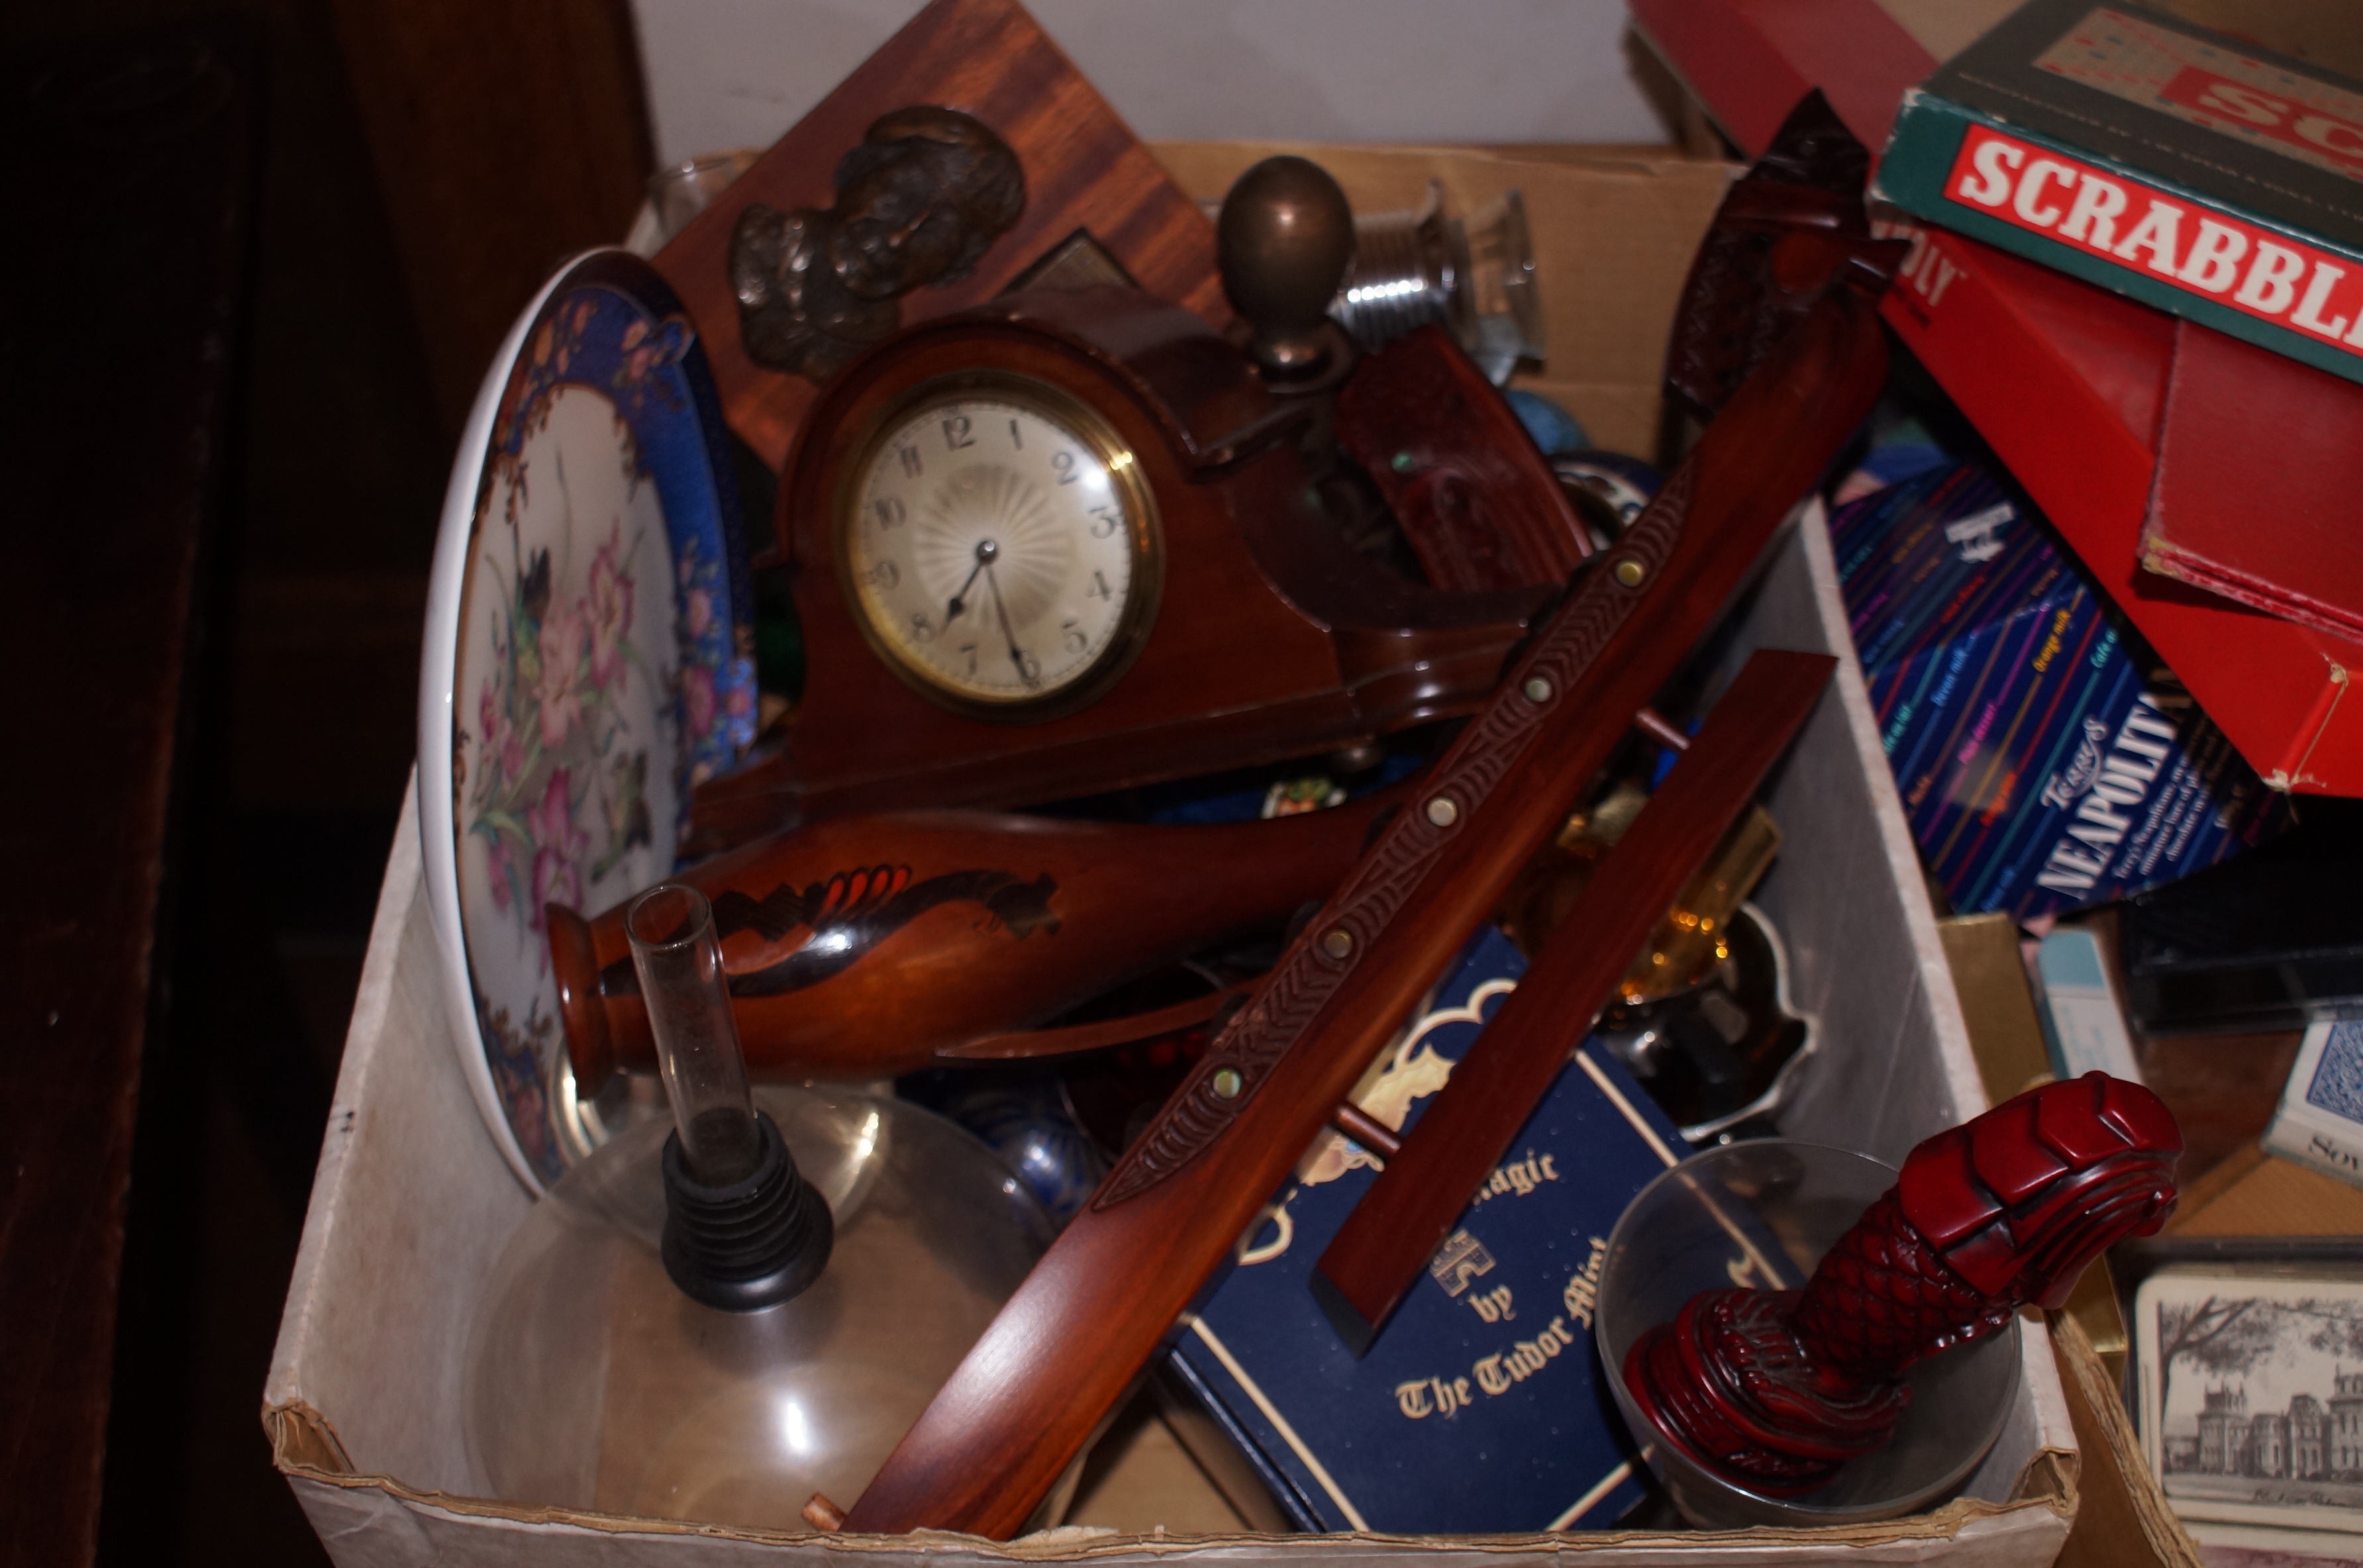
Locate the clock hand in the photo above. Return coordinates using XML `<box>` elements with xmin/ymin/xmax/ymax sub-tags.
<box><xmin>981</xmin><ymin>560</ymin><xmax>1038</xmax><ymax>689</ymax></box>
<box><xmin>945</xmin><ymin>563</ymin><xmax>984</xmax><ymax>623</ymax></box>
<box><xmin>946</xmin><ymin>538</ymin><xmax>997</xmax><ymax>624</ymax></box>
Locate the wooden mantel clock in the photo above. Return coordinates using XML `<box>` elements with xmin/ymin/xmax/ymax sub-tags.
<box><xmin>692</xmin><ymin>160</ymin><xmax>1595</xmax><ymax>846</ymax></box>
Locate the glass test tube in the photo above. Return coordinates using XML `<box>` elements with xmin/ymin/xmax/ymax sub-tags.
<box><xmin>626</xmin><ymin>883</ymin><xmax>762</xmax><ymax>1185</ymax></box>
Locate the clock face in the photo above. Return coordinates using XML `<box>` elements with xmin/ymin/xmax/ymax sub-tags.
<box><xmin>840</xmin><ymin>376</ymin><xmax>1160</xmax><ymax>718</ymax></box>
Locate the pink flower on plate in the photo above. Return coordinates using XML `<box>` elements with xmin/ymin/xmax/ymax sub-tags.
<box><xmin>485</xmin><ymin>835</ymin><xmax>517</xmax><ymax>913</ymax></box>
<box><xmin>527</xmin><ymin>768</ymin><xmax>589</xmax><ymax>930</ymax></box>
<box><xmin>532</xmin><ymin>599</ymin><xmax>590</xmax><ymax>750</ymax></box>
<box><xmin>622</xmin><ymin>318</ymin><xmax>648</xmax><ymax>352</ymax></box>
<box><xmin>587</xmin><ymin>524</ymin><xmax>634</xmax><ymax>695</ymax></box>
<box><xmin>683</xmin><ymin>663</ymin><xmax>717</xmax><ymax>740</ymax></box>
<box><xmin>478</xmin><ymin>683</ymin><xmax>502</xmax><ymax>775</ymax></box>
<box><xmin>685</xmin><ymin>586</ymin><xmax>713</xmax><ymax>640</ymax></box>
<box><xmin>479</xmin><ymin>681</ymin><xmax>523</xmax><ymax>785</ymax></box>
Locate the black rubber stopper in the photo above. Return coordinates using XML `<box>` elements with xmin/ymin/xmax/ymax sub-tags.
<box><xmin>660</xmin><ymin>1109</ymin><xmax>832</xmax><ymax>1312</ymax></box>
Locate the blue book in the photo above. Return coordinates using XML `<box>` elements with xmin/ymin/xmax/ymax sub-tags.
<box><xmin>1166</xmin><ymin>927</ymin><xmax>1684</xmax><ymax>1534</ymax></box>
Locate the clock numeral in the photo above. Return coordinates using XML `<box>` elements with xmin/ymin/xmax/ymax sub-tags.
<box><xmin>1052</xmin><ymin>451</ymin><xmax>1080</xmax><ymax>485</ymax></box>
<box><xmin>1061</xmin><ymin>620</ymin><xmax>1087</xmax><ymax>655</ymax></box>
<box><xmin>942</xmin><ymin>415</ymin><xmax>974</xmax><ymax>450</ymax></box>
<box><xmin>1016</xmin><ymin>650</ymin><xmax>1042</xmax><ymax>688</ymax></box>
<box><xmin>865</xmin><ymin>560</ymin><xmax>900</xmax><ymax>590</ymax></box>
<box><xmin>1007</xmin><ymin>418</ymin><xmax>1023</xmax><ymax>450</ymax></box>
<box><xmin>1087</xmin><ymin>504</ymin><xmax>1121</xmax><ymax>538</ymax></box>
<box><xmin>895</xmin><ymin>444</ymin><xmax>923</xmax><ymax>479</ymax></box>
<box><xmin>910</xmin><ymin>611</ymin><xmax>936</xmax><ymax>643</ymax></box>
<box><xmin>960</xmin><ymin>642</ymin><xmax>979</xmax><ymax>677</ymax></box>
<box><xmin>1084</xmin><ymin>569</ymin><xmax>1113</xmax><ymax>601</ymax></box>
<box><xmin>873</xmin><ymin>497</ymin><xmax>905</xmax><ymax>528</ymax></box>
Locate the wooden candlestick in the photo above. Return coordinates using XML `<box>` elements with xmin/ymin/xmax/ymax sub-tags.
<box><xmin>1623</xmin><ymin>1073</ymin><xmax>2181</xmax><ymax>1494</ymax></box>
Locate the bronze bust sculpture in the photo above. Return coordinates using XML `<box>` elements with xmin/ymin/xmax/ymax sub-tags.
<box><xmin>729</xmin><ymin>107</ymin><xmax>1027</xmax><ymax>383</ymax></box>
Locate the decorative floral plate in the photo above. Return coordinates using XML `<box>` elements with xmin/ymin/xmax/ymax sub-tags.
<box><xmin>420</xmin><ymin>250</ymin><xmax>755</xmax><ymax>1191</ymax></box>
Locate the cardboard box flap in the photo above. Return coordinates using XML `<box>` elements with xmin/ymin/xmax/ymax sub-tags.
<box><xmin>262</xmin><ymin>1442</ymin><xmax>2073</xmax><ymax>1568</ymax></box>
<box><xmin>265</xmin><ymin>787</ymin><xmax>532</xmax><ymax>1496</ymax></box>
<box><xmin>1734</xmin><ymin>510</ymin><xmax>1991</xmax><ymax>1156</ymax></box>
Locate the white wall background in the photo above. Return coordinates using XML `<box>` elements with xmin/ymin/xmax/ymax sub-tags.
<box><xmin>632</xmin><ymin>0</ymin><xmax>1670</xmax><ymax>167</ymax></box>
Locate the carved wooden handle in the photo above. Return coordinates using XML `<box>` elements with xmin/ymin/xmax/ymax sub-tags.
<box><xmin>1335</xmin><ymin>324</ymin><xmax>1593</xmax><ymax>592</ymax></box>
<box><xmin>549</xmin><ymin>791</ymin><xmax>1396</xmax><ymax>1089</ymax></box>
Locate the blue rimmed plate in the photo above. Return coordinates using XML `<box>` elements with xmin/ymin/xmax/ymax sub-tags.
<box><xmin>420</xmin><ymin>250</ymin><xmax>756</xmax><ymax>1191</ymax></box>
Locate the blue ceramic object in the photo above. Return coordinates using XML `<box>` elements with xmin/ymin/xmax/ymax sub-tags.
<box><xmin>906</xmin><ymin>1073</ymin><xmax>1107</xmax><ymax>1224</ymax></box>
<box><xmin>1505</xmin><ymin>388</ymin><xmax>1589</xmax><ymax>456</ymax></box>
<box><xmin>1552</xmin><ymin>450</ymin><xmax>1664</xmax><ymax>532</ymax></box>
<box><xmin>422</xmin><ymin>249</ymin><xmax>758</xmax><ymax>1189</ymax></box>
<box><xmin>480</xmin><ymin>252</ymin><xmax>758</xmax><ymax>791</ymax></box>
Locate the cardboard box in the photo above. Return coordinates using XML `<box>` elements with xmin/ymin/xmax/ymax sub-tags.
<box><xmin>267</xmin><ymin>148</ymin><xmax>2081</xmax><ymax>1565</ymax></box>
<box><xmin>1148</xmin><ymin>141</ymin><xmax>1736</xmax><ymax>464</ymax></box>
<box><xmin>2166</xmin><ymin>1143</ymin><xmax>2363</xmax><ymax>1236</ymax></box>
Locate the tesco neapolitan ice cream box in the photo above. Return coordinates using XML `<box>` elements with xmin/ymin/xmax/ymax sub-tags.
<box><xmin>1833</xmin><ymin>460</ymin><xmax>2279</xmax><ymax>918</ymax></box>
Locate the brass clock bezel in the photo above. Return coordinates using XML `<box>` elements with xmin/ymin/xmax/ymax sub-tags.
<box><xmin>833</xmin><ymin>369</ymin><xmax>1165</xmax><ymax>725</ymax></box>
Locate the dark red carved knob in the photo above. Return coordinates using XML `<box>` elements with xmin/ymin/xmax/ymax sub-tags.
<box><xmin>1623</xmin><ymin>1073</ymin><xmax>2180</xmax><ymax>1494</ymax></box>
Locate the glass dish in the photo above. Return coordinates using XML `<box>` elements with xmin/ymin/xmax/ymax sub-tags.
<box><xmin>1595</xmin><ymin>1139</ymin><xmax>2021</xmax><ymax>1529</ymax></box>
<box><xmin>464</xmin><ymin>1082</ymin><xmax>1052</xmax><ymax>1531</ymax></box>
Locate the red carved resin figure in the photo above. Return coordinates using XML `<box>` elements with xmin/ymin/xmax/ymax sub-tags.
<box><xmin>1623</xmin><ymin>1073</ymin><xmax>2181</xmax><ymax>1494</ymax></box>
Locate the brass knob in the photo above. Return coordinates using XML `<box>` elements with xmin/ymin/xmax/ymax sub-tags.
<box><xmin>1217</xmin><ymin>156</ymin><xmax>1354</xmax><ymax>383</ymax></box>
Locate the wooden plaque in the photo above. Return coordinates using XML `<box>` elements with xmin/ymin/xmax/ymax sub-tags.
<box><xmin>650</xmin><ymin>0</ymin><xmax>1227</xmax><ymax>472</ymax></box>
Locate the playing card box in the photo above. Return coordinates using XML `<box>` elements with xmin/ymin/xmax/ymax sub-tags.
<box><xmin>2264</xmin><ymin>1022</ymin><xmax>2363</xmax><ymax>1192</ymax></box>
<box><xmin>2136</xmin><ymin>1266</ymin><xmax>2363</xmax><ymax>1556</ymax></box>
